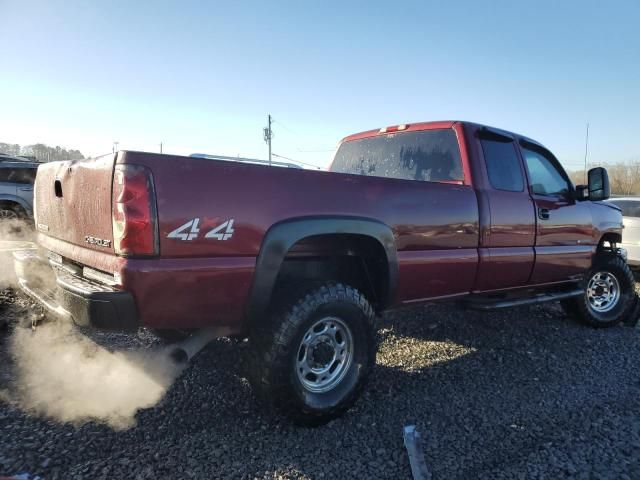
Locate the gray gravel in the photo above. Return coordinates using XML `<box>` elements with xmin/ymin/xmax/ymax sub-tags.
<box><xmin>1</xmin><ymin>287</ymin><xmax>639</xmax><ymax>479</ymax></box>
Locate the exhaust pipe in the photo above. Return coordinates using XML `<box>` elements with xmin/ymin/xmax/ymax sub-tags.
<box><xmin>169</xmin><ymin>326</ymin><xmax>232</xmax><ymax>364</ymax></box>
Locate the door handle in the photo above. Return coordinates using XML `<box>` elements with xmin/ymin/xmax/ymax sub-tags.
<box><xmin>538</xmin><ymin>208</ymin><xmax>550</xmax><ymax>220</ymax></box>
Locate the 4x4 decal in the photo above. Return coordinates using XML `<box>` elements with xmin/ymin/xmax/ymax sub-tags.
<box><xmin>167</xmin><ymin>218</ymin><xmax>234</xmax><ymax>241</ymax></box>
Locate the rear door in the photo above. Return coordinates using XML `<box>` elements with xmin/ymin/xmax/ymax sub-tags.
<box><xmin>520</xmin><ymin>141</ymin><xmax>593</xmax><ymax>284</ymax></box>
<box><xmin>474</xmin><ymin>129</ymin><xmax>536</xmax><ymax>291</ymax></box>
<box><xmin>14</xmin><ymin>167</ymin><xmax>37</xmax><ymax>214</ymax></box>
<box><xmin>0</xmin><ymin>166</ymin><xmax>18</xmax><ymax>206</ymax></box>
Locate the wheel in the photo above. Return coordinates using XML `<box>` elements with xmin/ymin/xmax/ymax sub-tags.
<box><xmin>0</xmin><ymin>207</ymin><xmax>20</xmax><ymax>220</ymax></box>
<box><xmin>249</xmin><ymin>282</ymin><xmax>376</xmax><ymax>426</ymax></box>
<box><xmin>561</xmin><ymin>254</ymin><xmax>636</xmax><ymax>328</ymax></box>
<box><xmin>151</xmin><ymin>328</ymin><xmax>191</xmax><ymax>343</ymax></box>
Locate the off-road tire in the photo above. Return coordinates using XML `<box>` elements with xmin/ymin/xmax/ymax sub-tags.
<box><xmin>249</xmin><ymin>282</ymin><xmax>376</xmax><ymax>426</ymax></box>
<box><xmin>561</xmin><ymin>254</ymin><xmax>635</xmax><ymax>328</ymax></box>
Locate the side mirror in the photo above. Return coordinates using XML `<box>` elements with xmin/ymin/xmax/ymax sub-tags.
<box><xmin>588</xmin><ymin>167</ymin><xmax>610</xmax><ymax>201</ymax></box>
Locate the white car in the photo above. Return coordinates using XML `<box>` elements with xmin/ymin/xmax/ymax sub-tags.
<box><xmin>607</xmin><ymin>197</ymin><xmax>640</xmax><ymax>268</ymax></box>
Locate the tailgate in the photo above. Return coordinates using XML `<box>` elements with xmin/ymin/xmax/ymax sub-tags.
<box><xmin>35</xmin><ymin>154</ymin><xmax>115</xmax><ymax>253</ymax></box>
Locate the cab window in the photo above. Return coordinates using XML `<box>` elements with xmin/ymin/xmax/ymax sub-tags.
<box><xmin>480</xmin><ymin>136</ymin><xmax>524</xmax><ymax>192</ymax></box>
<box><xmin>522</xmin><ymin>146</ymin><xmax>570</xmax><ymax>197</ymax></box>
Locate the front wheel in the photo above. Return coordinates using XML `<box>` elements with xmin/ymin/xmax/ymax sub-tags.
<box><xmin>562</xmin><ymin>254</ymin><xmax>636</xmax><ymax>328</ymax></box>
<box><xmin>249</xmin><ymin>283</ymin><xmax>376</xmax><ymax>426</ymax></box>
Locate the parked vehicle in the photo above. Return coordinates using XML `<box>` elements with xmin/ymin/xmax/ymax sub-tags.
<box><xmin>13</xmin><ymin>121</ymin><xmax>635</xmax><ymax>425</ymax></box>
<box><xmin>606</xmin><ymin>197</ymin><xmax>640</xmax><ymax>268</ymax></box>
<box><xmin>0</xmin><ymin>154</ymin><xmax>39</xmax><ymax>219</ymax></box>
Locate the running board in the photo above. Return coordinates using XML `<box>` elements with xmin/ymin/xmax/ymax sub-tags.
<box><xmin>463</xmin><ymin>288</ymin><xmax>583</xmax><ymax>310</ymax></box>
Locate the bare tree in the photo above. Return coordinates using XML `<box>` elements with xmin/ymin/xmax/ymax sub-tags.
<box><xmin>568</xmin><ymin>159</ymin><xmax>640</xmax><ymax>196</ymax></box>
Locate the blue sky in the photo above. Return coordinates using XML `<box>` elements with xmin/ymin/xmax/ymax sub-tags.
<box><xmin>1</xmin><ymin>0</ymin><xmax>638</xmax><ymax>170</ymax></box>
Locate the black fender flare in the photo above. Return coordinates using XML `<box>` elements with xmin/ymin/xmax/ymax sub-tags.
<box><xmin>247</xmin><ymin>216</ymin><xmax>398</xmax><ymax>322</ymax></box>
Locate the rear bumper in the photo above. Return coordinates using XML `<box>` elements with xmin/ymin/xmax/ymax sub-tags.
<box><xmin>13</xmin><ymin>249</ymin><xmax>138</xmax><ymax>331</ymax></box>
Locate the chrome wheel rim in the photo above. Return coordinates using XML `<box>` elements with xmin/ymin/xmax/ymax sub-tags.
<box><xmin>0</xmin><ymin>209</ymin><xmax>18</xmax><ymax>220</ymax></box>
<box><xmin>296</xmin><ymin>316</ymin><xmax>354</xmax><ymax>394</ymax></box>
<box><xmin>587</xmin><ymin>271</ymin><xmax>620</xmax><ymax>313</ymax></box>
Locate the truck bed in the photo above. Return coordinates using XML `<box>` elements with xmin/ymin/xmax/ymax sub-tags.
<box><xmin>32</xmin><ymin>150</ymin><xmax>480</xmax><ymax>330</ymax></box>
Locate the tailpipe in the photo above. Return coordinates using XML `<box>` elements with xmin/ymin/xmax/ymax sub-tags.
<box><xmin>168</xmin><ymin>326</ymin><xmax>231</xmax><ymax>364</ymax></box>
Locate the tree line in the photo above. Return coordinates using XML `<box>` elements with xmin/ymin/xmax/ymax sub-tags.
<box><xmin>568</xmin><ymin>161</ymin><xmax>640</xmax><ymax>196</ymax></box>
<box><xmin>0</xmin><ymin>142</ymin><xmax>85</xmax><ymax>162</ymax></box>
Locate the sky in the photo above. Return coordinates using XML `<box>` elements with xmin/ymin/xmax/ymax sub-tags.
<box><xmin>1</xmin><ymin>0</ymin><xmax>639</xmax><ymax>170</ymax></box>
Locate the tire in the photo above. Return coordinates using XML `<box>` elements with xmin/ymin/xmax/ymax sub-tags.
<box><xmin>249</xmin><ymin>282</ymin><xmax>376</xmax><ymax>426</ymax></box>
<box><xmin>151</xmin><ymin>328</ymin><xmax>191</xmax><ymax>343</ymax></box>
<box><xmin>0</xmin><ymin>207</ymin><xmax>20</xmax><ymax>220</ymax></box>
<box><xmin>561</xmin><ymin>254</ymin><xmax>636</xmax><ymax>328</ymax></box>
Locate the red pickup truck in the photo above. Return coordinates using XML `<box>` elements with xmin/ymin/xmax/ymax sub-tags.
<box><xmin>14</xmin><ymin>120</ymin><xmax>634</xmax><ymax>425</ymax></box>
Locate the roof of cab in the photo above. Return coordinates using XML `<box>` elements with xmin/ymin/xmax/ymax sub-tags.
<box><xmin>339</xmin><ymin>120</ymin><xmax>546</xmax><ymax>150</ymax></box>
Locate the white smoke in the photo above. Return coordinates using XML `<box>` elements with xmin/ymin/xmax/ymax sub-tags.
<box><xmin>0</xmin><ymin>217</ymin><xmax>185</xmax><ymax>430</ymax></box>
<box><xmin>0</xmin><ymin>217</ymin><xmax>35</xmax><ymax>289</ymax></box>
<box><xmin>8</xmin><ymin>322</ymin><xmax>183</xmax><ymax>430</ymax></box>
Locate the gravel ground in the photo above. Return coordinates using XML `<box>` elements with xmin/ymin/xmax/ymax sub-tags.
<box><xmin>1</xmin><ymin>286</ymin><xmax>639</xmax><ymax>480</ymax></box>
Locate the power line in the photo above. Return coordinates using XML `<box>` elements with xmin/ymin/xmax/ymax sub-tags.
<box><xmin>272</xmin><ymin>152</ymin><xmax>322</xmax><ymax>170</ymax></box>
<box><xmin>296</xmin><ymin>148</ymin><xmax>337</xmax><ymax>153</ymax></box>
<box><xmin>272</xmin><ymin>118</ymin><xmax>298</xmax><ymax>136</ymax></box>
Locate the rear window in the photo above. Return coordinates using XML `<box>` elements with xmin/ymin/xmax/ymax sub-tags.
<box><xmin>610</xmin><ymin>200</ymin><xmax>640</xmax><ymax>218</ymax></box>
<box><xmin>330</xmin><ymin>129</ymin><xmax>463</xmax><ymax>183</ymax></box>
<box><xmin>480</xmin><ymin>137</ymin><xmax>524</xmax><ymax>192</ymax></box>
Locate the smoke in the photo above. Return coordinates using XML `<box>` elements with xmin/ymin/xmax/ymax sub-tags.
<box><xmin>0</xmin><ymin>218</ymin><xmax>184</xmax><ymax>430</ymax></box>
<box><xmin>0</xmin><ymin>218</ymin><xmax>35</xmax><ymax>289</ymax></box>
<box><xmin>7</xmin><ymin>322</ymin><xmax>184</xmax><ymax>430</ymax></box>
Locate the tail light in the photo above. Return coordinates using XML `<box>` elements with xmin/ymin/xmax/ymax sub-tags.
<box><xmin>112</xmin><ymin>164</ymin><xmax>159</xmax><ymax>256</ymax></box>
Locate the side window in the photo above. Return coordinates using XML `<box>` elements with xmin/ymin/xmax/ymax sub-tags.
<box><xmin>480</xmin><ymin>137</ymin><xmax>524</xmax><ymax>192</ymax></box>
<box><xmin>14</xmin><ymin>168</ymin><xmax>37</xmax><ymax>184</ymax></box>
<box><xmin>0</xmin><ymin>169</ymin><xmax>11</xmax><ymax>182</ymax></box>
<box><xmin>522</xmin><ymin>146</ymin><xmax>570</xmax><ymax>197</ymax></box>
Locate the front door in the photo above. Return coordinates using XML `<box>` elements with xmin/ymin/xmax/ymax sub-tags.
<box><xmin>521</xmin><ymin>141</ymin><xmax>593</xmax><ymax>284</ymax></box>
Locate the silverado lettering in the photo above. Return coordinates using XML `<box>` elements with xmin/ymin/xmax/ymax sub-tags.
<box><xmin>84</xmin><ymin>235</ymin><xmax>111</xmax><ymax>248</ymax></box>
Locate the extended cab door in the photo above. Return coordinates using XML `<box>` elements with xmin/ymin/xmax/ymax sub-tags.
<box><xmin>520</xmin><ymin>141</ymin><xmax>593</xmax><ymax>284</ymax></box>
<box><xmin>473</xmin><ymin>129</ymin><xmax>536</xmax><ymax>291</ymax></box>
<box><xmin>14</xmin><ymin>167</ymin><xmax>36</xmax><ymax>215</ymax></box>
<box><xmin>0</xmin><ymin>167</ymin><xmax>18</xmax><ymax>205</ymax></box>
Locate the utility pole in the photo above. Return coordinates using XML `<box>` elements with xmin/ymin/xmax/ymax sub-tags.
<box><xmin>583</xmin><ymin>123</ymin><xmax>589</xmax><ymax>184</ymax></box>
<box><xmin>113</xmin><ymin>141</ymin><xmax>119</xmax><ymax>154</ymax></box>
<box><xmin>160</xmin><ymin>142</ymin><xmax>163</xmax><ymax>154</ymax></box>
<box><xmin>263</xmin><ymin>114</ymin><xmax>273</xmax><ymax>166</ymax></box>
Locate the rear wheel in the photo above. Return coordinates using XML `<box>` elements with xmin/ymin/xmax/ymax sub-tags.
<box><xmin>0</xmin><ymin>208</ymin><xmax>19</xmax><ymax>220</ymax></box>
<box><xmin>249</xmin><ymin>282</ymin><xmax>376</xmax><ymax>426</ymax></box>
<box><xmin>561</xmin><ymin>254</ymin><xmax>635</xmax><ymax>327</ymax></box>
